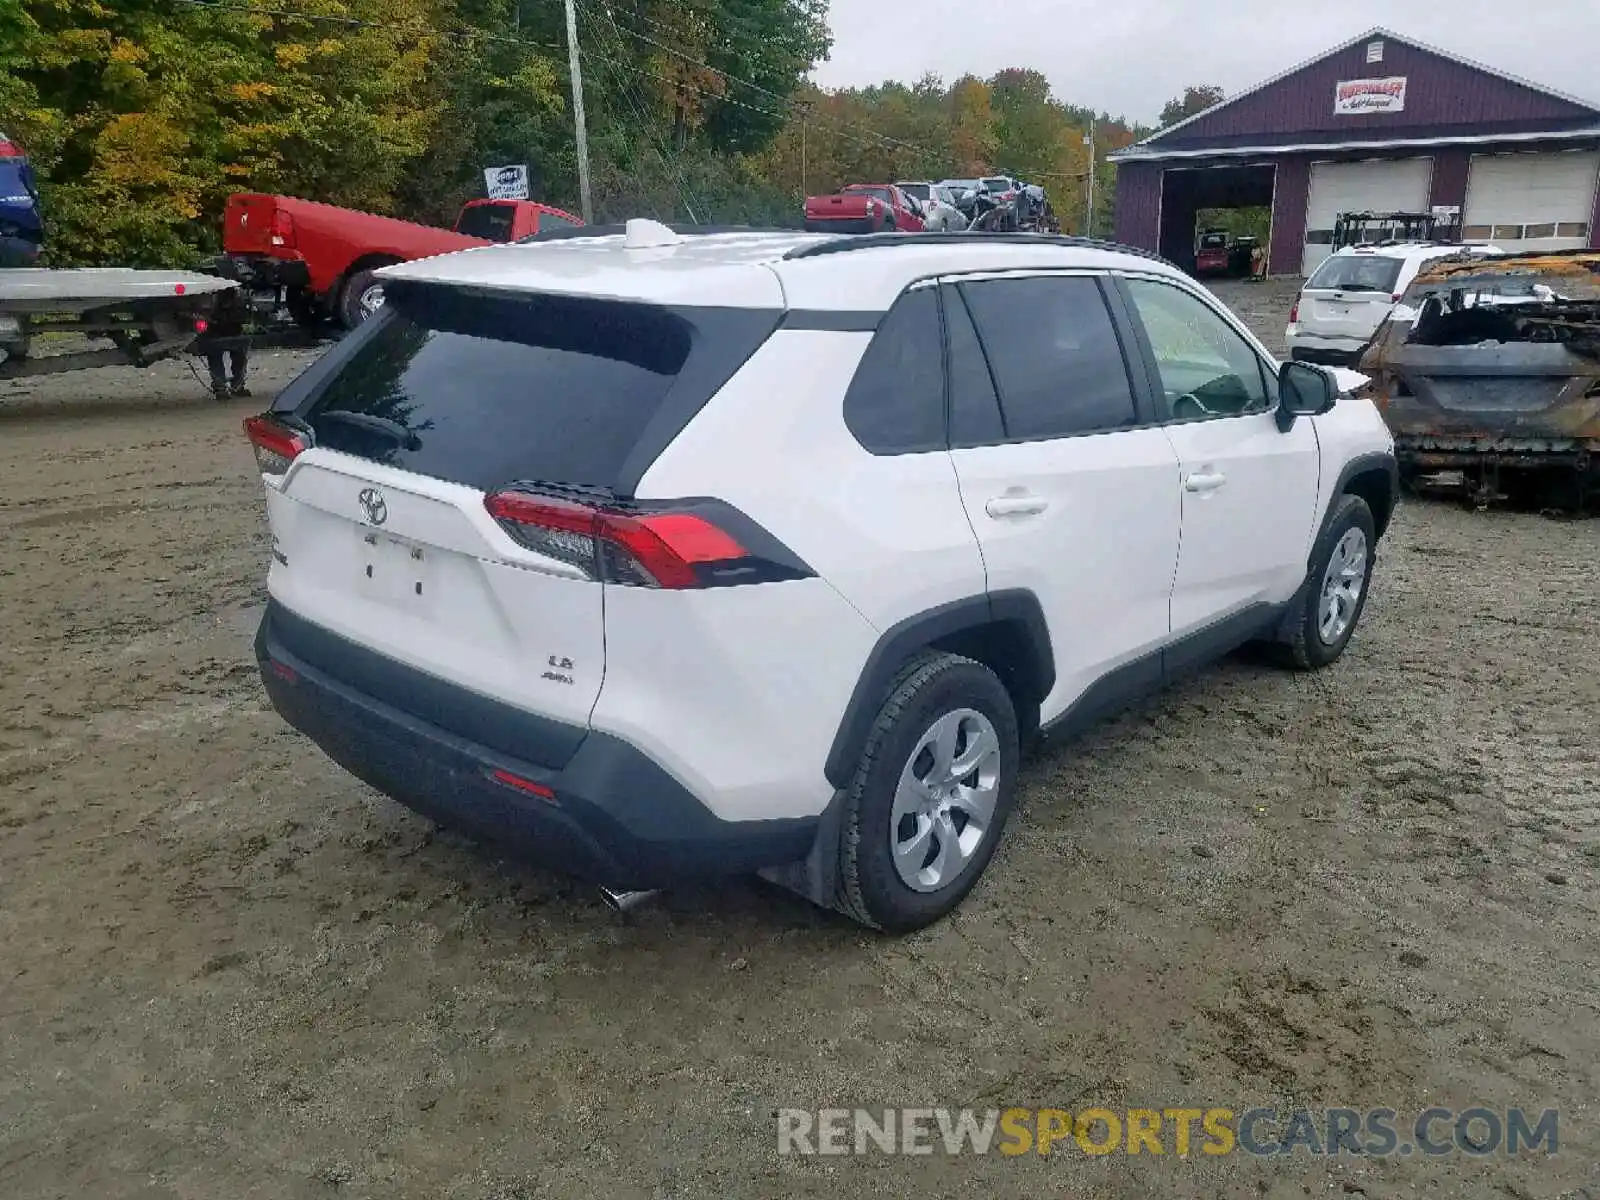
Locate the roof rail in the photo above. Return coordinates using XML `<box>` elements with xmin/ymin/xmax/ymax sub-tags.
<box><xmin>514</xmin><ymin>223</ymin><xmax>806</xmax><ymax>244</ymax></box>
<box><xmin>782</xmin><ymin>230</ymin><xmax>1175</xmax><ymax>266</ymax></box>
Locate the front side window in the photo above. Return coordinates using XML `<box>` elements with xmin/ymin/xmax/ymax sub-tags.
<box><xmin>958</xmin><ymin>275</ymin><xmax>1139</xmax><ymax>441</ymax></box>
<box><xmin>1124</xmin><ymin>278</ymin><xmax>1270</xmax><ymax>421</ymax></box>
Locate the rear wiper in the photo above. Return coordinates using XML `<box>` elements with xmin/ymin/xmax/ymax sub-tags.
<box><xmin>318</xmin><ymin>410</ymin><xmax>421</xmax><ymax>450</ymax></box>
<box><xmin>1334</xmin><ymin>283</ymin><xmax>1379</xmax><ymax>293</ymax></box>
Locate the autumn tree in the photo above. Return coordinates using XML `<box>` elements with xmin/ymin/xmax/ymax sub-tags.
<box><xmin>1158</xmin><ymin>84</ymin><xmax>1225</xmax><ymax>128</ymax></box>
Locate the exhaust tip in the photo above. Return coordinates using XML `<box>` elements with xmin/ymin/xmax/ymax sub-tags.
<box><xmin>598</xmin><ymin>887</ymin><xmax>659</xmax><ymax>913</ymax></box>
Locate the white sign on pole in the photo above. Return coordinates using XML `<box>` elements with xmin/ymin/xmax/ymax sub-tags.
<box><xmin>1334</xmin><ymin>77</ymin><xmax>1407</xmax><ymax>115</ymax></box>
<box><xmin>484</xmin><ymin>164</ymin><xmax>530</xmax><ymax>201</ymax></box>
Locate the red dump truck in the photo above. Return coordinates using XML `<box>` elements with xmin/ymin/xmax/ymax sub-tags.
<box><xmin>218</xmin><ymin>194</ymin><xmax>584</xmax><ymax>329</ymax></box>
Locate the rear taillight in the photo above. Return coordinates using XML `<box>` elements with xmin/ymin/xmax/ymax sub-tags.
<box><xmin>244</xmin><ymin>415</ymin><xmax>309</xmax><ymax>476</ymax></box>
<box><xmin>485</xmin><ymin>490</ymin><xmax>810</xmax><ymax>589</ymax></box>
<box><xmin>269</xmin><ymin>209</ymin><xmax>296</xmax><ymax>248</ymax></box>
<box><xmin>0</xmin><ymin>135</ymin><xmax>21</xmax><ymax>158</ymax></box>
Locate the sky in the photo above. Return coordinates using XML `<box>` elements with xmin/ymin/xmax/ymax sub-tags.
<box><xmin>808</xmin><ymin>0</ymin><xmax>1600</xmax><ymax>126</ymax></box>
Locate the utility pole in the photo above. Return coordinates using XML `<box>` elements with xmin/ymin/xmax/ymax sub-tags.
<box><xmin>800</xmin><ymin>108</ymin><xmax>809</xmax><ymax>196</ymax></box>
<box><xmin>1084</xmin><ymin>117</ymin><xmax>1096</xmax><ymax>236</ymax></box>
<box><xmin>563</xmin><ymin>0</ymin><xmax>593</xmax><ymax>224</ymax></box>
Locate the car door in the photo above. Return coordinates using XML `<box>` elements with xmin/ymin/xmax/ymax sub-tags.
<box><xmin>944</xmin><ymin>272</ymin><xmax>1182</xmax><ymax>726</ymax></box>
<box><xmin>1117</xmin><ymin>274</ymin><xmax>1321</xmax><ymax>652</ymax></box>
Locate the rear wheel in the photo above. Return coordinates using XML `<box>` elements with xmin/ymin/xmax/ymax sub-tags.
<box><xmin>835</xmin><ymin>651</ymin><xmax>1019</xmax><ymax>933</ymax></box>
<box><xmin>337</xmin><ymin>267</ymin><xmax>393</xmax><ymax>329</ymax></box>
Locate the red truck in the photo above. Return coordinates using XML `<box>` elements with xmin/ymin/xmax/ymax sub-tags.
<box><xmin>219</xmin><ymin>194</ymin><xmax>584</xmax><ymax>329</ymax></box>
<box><xmin>803</xmin><ymin>184</ymin><xmax>925</xmax><ymax>235</ymax></box>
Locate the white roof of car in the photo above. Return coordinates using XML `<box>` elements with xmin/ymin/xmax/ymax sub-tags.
<box><xmin>379</xmin><ymin>223</ymin><xmax>1185</xmax><ymax>312</ymax></box>
<box><xmin>1328</xmin><ymin>242</ymin><xmax>1496</xmax><ymax>259</ymax></box>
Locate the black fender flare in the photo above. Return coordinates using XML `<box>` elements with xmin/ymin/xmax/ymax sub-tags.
<box><xmin>823</xmin><ymin>590</ymin><xmax>1054</xmax><ymax>789</ymax></box>
<box><xmin>1307</xmin><ymin>450</ymin><xmax>1399</xmax><ymax>571</ymax></box>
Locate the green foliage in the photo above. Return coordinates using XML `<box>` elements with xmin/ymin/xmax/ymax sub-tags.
<box><xmin>0</xmin><ymin>0</ymin><xmax>1154</xmax><ymax>263</ymax></box>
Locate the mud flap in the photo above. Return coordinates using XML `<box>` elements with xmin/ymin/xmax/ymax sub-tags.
<box><xmin>756</xmin><ymin>789</ymin><xmax>847</xmax><ymax>909</ymax></box>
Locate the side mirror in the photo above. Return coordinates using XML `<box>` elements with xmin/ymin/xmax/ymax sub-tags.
<box><xmin>1277</xmin><ymin>360</ymin><xmax>1337</xmax><ymax>430</ymax></box>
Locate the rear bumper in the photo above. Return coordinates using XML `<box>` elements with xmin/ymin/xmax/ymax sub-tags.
<box><xmin>804</xmin><ymin>216</ymin><xmax>881</xmax><ymax>234</ymax></box>
<box><xmin>214</xmin><ymin>253</ymin><xmax>313</xmax><ymax>292</ymax></box>
<box><xmin>254</xmin><ymin>600</ymin><xmax>819</xmax><ymax>889</ymax></box>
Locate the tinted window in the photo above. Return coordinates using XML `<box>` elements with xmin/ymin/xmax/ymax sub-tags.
<box><xmin>898</xmin><ymin>183</ymin><xmax>931</xmax><ymax>201</ymax></box>
<box><xmin>1306</xmin><ymin>254</ymin><xmax>1404</xmax><ymax>293</ymax></box>
<box><xmin>981</xmin><ymin>177</ymin><xmax>1009</xmax><ymax>191</ymax></box>
<box><xmin>842</xmin><ymin>288</ymin><xmax>945</xmax><ymax>454</ymax></box>
<box><xmin>290</xmin><ymin>283</ymin><xmax>776</xmax><ymax>491</ymax></box>
<box><xmin>1124</xmin><ymin>278</ymin><xmax>1269</xmax><ymax>420</ymax></box>
<box><xmin>958</xmin><ymin>276</ymin><xmax>1138</xmax><ymax>440</ymax></box>
<box><xmin>455</xmin><ymin>204</ymin><xmax>516</xmax><ymax>242</ymax></box>
<box><xmin>538</xmin><ymin>213</ymin><xmax>578</xmax><ymax>232</ymax></box>
<box><xmin>945</xmin><ymin>287</ymin><xmax>1003</xmax><ymax>446</ymax></box>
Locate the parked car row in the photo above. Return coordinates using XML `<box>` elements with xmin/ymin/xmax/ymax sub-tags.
<box><xmin>802</xmin><ymin>175</ymin><xmax>1056</xmax><ymax>237</ymax></box>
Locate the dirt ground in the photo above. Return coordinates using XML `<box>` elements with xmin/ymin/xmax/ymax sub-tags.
<box><xmin>2</xmin><ymin>282</ymin><xmax>1598</xmax><ymax>1200</ymax></box>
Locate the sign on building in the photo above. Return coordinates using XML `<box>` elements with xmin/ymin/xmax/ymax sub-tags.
<box><xmin>484</xmin><ymin>164</ymin><xmax>530</xmax><ymax>201</ymax></box>
<box><xmin>1334</xmin><ymin>76</ymin><xmax>1407</xmax><ymax>115</ymax></box>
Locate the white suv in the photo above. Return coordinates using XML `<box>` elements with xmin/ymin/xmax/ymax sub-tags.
<box><xmin>247</xmin><ymin>221</ymin><xmax>1398</xmax><ymax>933</ymax></box>
<box><xmin>1286</xmin><ymin>242</ymin><xmax>1500</xmax><ymax>366</ymax></box>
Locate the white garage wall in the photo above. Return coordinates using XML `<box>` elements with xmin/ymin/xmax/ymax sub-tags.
<box><xmin>1301</xmin><ymin>158</ymin><xmax>1434</xmax><ymax>275</ymax></box>
<box><xmin>1463</xmin><ymin>150</ymin><xmax>1600</xmax><ymax>253</ymax></box>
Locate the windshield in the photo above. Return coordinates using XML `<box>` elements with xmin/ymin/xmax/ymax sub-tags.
<box><xmin>1307</xmin><ymin>254</ymin><xmax>1405</xmax><ymax>294</ymax></box>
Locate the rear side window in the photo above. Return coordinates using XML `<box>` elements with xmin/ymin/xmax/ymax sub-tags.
<box><xmin>842</xmin><ymin>288</ymin><xmax>945</xmax><ymax>454</ymax></box>
<box><xmin>537</xmin><ymin>213</ymin><xmax>578</xmax><ymax>232</ymax></box>
<box><xmin>958</xmin><ymin>276</ymin><xmax>1139</xmax><ymax>440</ymax></box>
<box><xmin>455</xmin><ymin>205</ymin><xmax>515</xmax><ymax>242</ymax></box>
<box><xmin>1307</xmin><ymin>254</ymin><xmax>1404</xmax><ymax>293</ymax></box>
<box><xmin>282</xmin><ymin>283</ymin><xmax>779</xmax><ymax>492</ymax></box>
<box><xmin>945</xmin><ymin>287</ymin><xmax>1004</xmax><ymax>446</ymax></box>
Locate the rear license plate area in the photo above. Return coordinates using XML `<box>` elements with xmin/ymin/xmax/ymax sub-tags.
<box><xmin>357</xmin><ymin>529</ymin><xmax>437</xmax><ymax>613</ymax></box>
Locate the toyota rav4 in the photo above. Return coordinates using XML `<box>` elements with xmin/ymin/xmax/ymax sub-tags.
<box><xmin>247</xmin><ymin>222</ymin><xmax>1398</xmax><ymax>933</ymax></box>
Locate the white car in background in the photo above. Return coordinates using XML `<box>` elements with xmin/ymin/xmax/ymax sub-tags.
<box><xmin>1286</xmin><ymin>242</ymin><xmax>1501</xmax><ymax>366</ymax></box>
<box><xmin>894</xmin><ymin>181</ymin><xmax>968</xmax><ymax>231</ymax></box>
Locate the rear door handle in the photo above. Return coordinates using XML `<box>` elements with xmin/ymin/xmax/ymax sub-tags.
<box><xmin>985</xmin><ymin>494</ymin><xmax>1049</xmax><ymax>517</ymax></box>
<box><xmin>1184</xmin><ymin>471</ymin><xmax>1226</xmax><ymax>493</ymax></box>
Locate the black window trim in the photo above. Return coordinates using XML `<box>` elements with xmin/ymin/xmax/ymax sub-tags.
<box><xmin>941</xmin><ymin>268</ymin><xmax>1164</xmax><ymax>448</ymax></box>
<box><xmin>1110</xmin><ymin>271</ymin><xmax>1281</xmax><ymax>426</ymax></box>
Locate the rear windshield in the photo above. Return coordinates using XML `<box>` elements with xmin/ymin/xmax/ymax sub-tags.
<box><xmin>278</xmin><ymin>283</ymin><xmax>779</xmax><ymax>493</ymax></box>
<box><xmin>1199</xmin><ymin>233</ymin><xmax>1228</xmax><ymax>249</ymax></box>
<box><xmin>981</xmin><ymin>177</ymin><xmax>1010</xmax><ymax>191</ymax></box>
<box><xmin>454</xmin><ymin>204</ymin><xmax>515</xmax><ymax>242</ymax></box>
<box><xmin>898</xmin><ymin>183</ymin><xmax>930</xmax><ymax>201</ymax></box>
<box><xmin>1307</xmin><ymin>254</ymin><xmax>1404</xmax><ymax>293</ymax></box>
<box><xmin>849</xmin><ymin>186</ymin><xmax>892</xmax><ymax>205</ymax></box>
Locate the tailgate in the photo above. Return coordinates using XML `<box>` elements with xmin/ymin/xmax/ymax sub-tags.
<box><xmin>224</xmin><ymin>194</ymin><xmax>281</xmax><ymax>255</ymax></box>
<box><xmin>1303</xmin><ymin>286</ymin><xmax>1394</xmax><ymax>340</ymax></box>
<box><xmin>265</xmin><ymin>454</ymin><xmax>606</xmax><ymax>745</ymax></box>
<box><xmin>806</xmin><ymin>194</ymin><xmax>871</xmax><ymax>219</ymax></box>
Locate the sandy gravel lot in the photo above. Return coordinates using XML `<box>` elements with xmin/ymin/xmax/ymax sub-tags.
<box><xmin>1</xmin><ymin>284</ymin><xmax>1597</xmax><ymax>1199</ymax></box>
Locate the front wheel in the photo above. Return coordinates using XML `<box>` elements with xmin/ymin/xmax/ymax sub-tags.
<box><xmin>1276</xmin><ymin>493</ymin><xmax>1377</xmax><ymax>670</ymax></box>
<box><xmin>835</xmin><ymin>651</ymin><xmax>1019</xmax><ymax>933</ymax></box>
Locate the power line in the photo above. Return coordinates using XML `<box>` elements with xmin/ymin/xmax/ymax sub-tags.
<box><xmin>595</xmin><ymin>5</ymin><xmax>931</xmax><ymax>154</ymax></box>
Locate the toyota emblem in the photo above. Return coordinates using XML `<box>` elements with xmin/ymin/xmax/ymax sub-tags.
<box><xmin>357</xmin><ymin>487</ymin><xmax>388</xmax><ymax>526</ymax></box>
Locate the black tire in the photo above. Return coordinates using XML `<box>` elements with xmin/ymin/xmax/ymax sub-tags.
<box><xmin>1277</xmin><ymin>493</ymin><xmax>1377</xmax><ymax>670</ymax></box>
<box><xmin>834</xmin><ymin>651</ymin><xmax>1020</xmax><ymax>933</ymax></box>
<box><xmin>337</xmin><ymin>267</ymin><xmax>391</xmax><ymax>330</ymax></box>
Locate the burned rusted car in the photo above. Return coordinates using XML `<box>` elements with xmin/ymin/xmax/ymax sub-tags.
<box><xmin>1354</xmin><ymin>248</ymin><xmax>1600</xmax><ymax>506</ymax></box>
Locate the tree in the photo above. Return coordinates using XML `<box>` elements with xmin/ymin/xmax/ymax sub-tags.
<box><xmin>1158</xmin><ymin>84</ymin><xmax>1225</xmax><ymax>129</ymax></box>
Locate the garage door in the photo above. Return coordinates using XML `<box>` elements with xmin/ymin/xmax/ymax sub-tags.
<box><xmin>1463</xmin><ymin>151</ymin><xmax>1599</xmax><ymax>253</ymax></box>
<box><xmin>1301</xmin><ymin>158</ymin><xmax>1433</xmax><ymax>275</ymax></box>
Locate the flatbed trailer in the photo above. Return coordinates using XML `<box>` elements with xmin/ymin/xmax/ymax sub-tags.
<box><xmin>0</xmin><ymin>268</ymin><xmax>240</xmax><ymax>380</ymax></box>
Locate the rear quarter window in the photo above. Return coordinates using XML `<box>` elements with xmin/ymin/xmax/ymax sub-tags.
<box><xmin>842</xmin><ymin>288</ymin><xmax>945</xmax><ymax>454</ymax></box>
